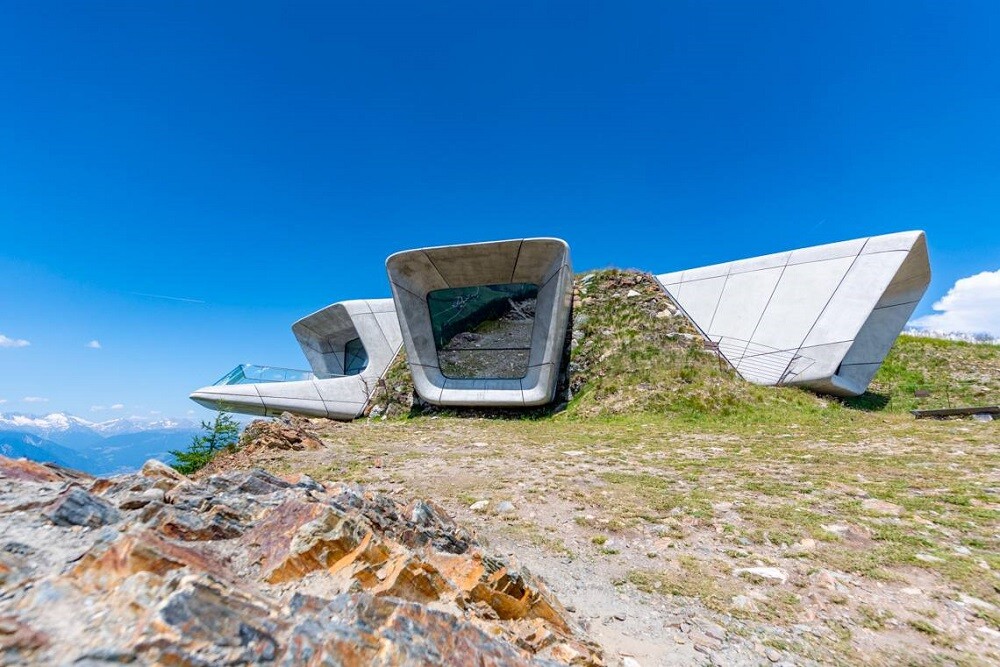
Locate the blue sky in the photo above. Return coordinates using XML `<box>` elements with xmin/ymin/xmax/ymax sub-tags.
<box><xmin>1</xmin><ymin>1</ymin><xmax>998</xmax><ymax>419</ymax></box>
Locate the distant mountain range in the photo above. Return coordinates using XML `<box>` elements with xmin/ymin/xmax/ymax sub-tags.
<box><xmin>903</xmin><ymin>328</ymin><xmax>999</xmax><ymax>345</ymax></box>
<box><xmin>0</xmin><ymin>412</ymin><xmax>202</xmax><ymax>475</ymax></box>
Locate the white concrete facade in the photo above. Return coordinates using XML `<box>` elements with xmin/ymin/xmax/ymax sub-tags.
<box><xmin>656</xmin><ymin>231</ymin><xmax>931</xmax><ymax>397</ymax></box>
<box><xmin>189</xmin><ymin>299</ymin><xmax>403</xmax><ymax>419</ymax></box>
<box><xmin>386</xmin><ymin>238</ymin><xmax>573</xmax><ymax>407</ymax></box>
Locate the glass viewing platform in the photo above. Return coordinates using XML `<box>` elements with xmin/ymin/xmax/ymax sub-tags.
<box><xmin>214</xmin><ymin>364</ymin><xmax>317</xmax><ymax>386</ymax></box>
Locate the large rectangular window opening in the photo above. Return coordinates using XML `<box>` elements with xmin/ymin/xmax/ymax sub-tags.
<box><xmin>427</xmin><ymin>283</ymin><xmax>539</xmax><ymax>379</ymax></box>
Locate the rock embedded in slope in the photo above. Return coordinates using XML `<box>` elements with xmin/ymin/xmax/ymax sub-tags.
<box><xmin>44</xmin><ymin>486</ymin><xmax>121</xmax><ymax>528</ymax></box>
<box><xmin>0</xmin><ymin>455</ymin><xmax>603</xmax><ymax>666</ymax></box>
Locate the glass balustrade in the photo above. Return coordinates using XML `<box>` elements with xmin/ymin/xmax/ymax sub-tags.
<box><xmin>213</xmin><ymin>364</ymin><xmax>317</xmax><ymax>386</ymax></box>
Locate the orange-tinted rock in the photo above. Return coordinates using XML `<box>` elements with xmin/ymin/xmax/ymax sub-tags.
<box><xmin>0</xmin><ymin>457</ymin><xmax>603</xmax><ymax>666</ymax></box>
<box><xmin>73</xmin><ymin>530</ymin><xmax>228</xmax><ymax>589</ymax></box>
<box><xmin>0</xmin><ymin>457</ymin><xmax>85</xmax><ymax>483</ymax></box>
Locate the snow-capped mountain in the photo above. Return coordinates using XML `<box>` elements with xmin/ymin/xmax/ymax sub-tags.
<box><xmin>89</xmin><ymin>416</ymin><xmax>198</xmax><ymax>437</ymax></box>
<box><xmin>0</xmin><ymin>413</ymin><xmax>105</xmax><ymax>449</ymax></box>
<box><xmin>0</xmin><ymin>412</ymin><xmax>202</xmax><ymax>474</ymax></box>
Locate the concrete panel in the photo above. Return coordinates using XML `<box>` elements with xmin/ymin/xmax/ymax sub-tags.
<box><xmin>752</xmin><ymin>256</ymin><xmax>855</xmax><ymax>351</ymax></box>
<box><xmin>655</xmin><ymin>230</ymin><xmax>930</xmax><ymax>397</ymax></box>
<box><xmin>671</xmin><ymin>276</ymin><xmax>727</xmax><ymax>334</ymax></box>
<box><xmin>189</xmin><ymin>385</ymin><xmax>267</xmax><ymax>416</ymax></box>
<box><xmin>788</xmin><ymin>238</ymin><xmax>866</xmax><ymax>265</ymax></box>
<box><xmin>839</xmin><ymin>301</ymin><xmax>920</xmax><ymax>367</ymax></box>
<box><xmin>386</xmin><ymin>250</ymin><xmax>449</xmax><ymax>295</ymax></box>
<box><xmin>681</xmin><ymin>262</ymin><xmax>730</xmax><ymax>282</ymax></box>
<box><xmin>511</xmin><ymin>238</ymin><xmax>570</xmax><ymax>286</ymax></box>
<box><xmin>789</xmin><ymin>341</ymin><xmax>854</xmax><ymax>384</ymax></box>
<box><xmin>861</xmin><ymin>230</ymin><xmax>924</xmax><ymax>254</ymax></box>
<box><xmin>439</xmin><ymin>378</ymin><xmax>524</xmax><ymax>406</ymax></box>
<box><xmin>388</xmin><ymin>237</ymin><xmax>572</xmax><ymax>407</ymax></box>
<box><xmin>527</xmin><ymin>264</ymin><xmax>573</xmax><ymax>368</ymax></box>
<box><xmin>426</xmin><ymin>239</ymin><xmax>523</xmax><ymax>287</ymax></box>
<box><xmin>374</xmin><ymin>310</ymin><xmax>404</xmax><ymax>351</ymax></box>
<box><xmin>800</xmin><ymin>253</ymin><xmax>903</xmax><ymax>349</ymax></box>
<box><xmin>319</xmin><ymin>400</ymin><xmax>369</xmax><ymax>421</ymax></box>
<box><xmin>256</xmin><ymin>398</ymin><xmax>329</xmax><ymax>418</ymax></box>
<box><xmin>655</xmin><ymin>270</ymin><xmax>684</xmax><ymax>289</ymax></box>
<box><xmin>707</xmin><ymin>267</ymin><xmax>784</xmax><ymax>342</ymax></box>
<box><xmin>728</xmin><ymin>251</ymin><xmax>790</xmax><ymax>275</ymax></box>
<box><xmin>387</xmin><ymin>287</ymin><xmax>440</xmax><ymax>370</ymax></box>
<box><xmin>254</xmin><ymin>379</ymin><xmax>324</xmax><ymax>401</ymax></box>
<box><xmin>311</xmin><ymin>378</ymin><xmax>370</xmax><ymax>405</ymax></box>
<box><xmin>522</xmin><ymin>363</ymin><xmax>559</xmax><ymax>406</ymax></box>
<box><xmin>410</xmin><ymin>365</ymin><xmax>446</xmax><ymax>404</ymax></box>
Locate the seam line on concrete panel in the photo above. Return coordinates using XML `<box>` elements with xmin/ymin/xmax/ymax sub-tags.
<box><xmin>871</xmin><ymin>299</ymin><xmax>920</xmax><ymax>311</ymax></box>
<box><xmin>389</xmin><ymin>281</ymin><xmax>425</xmax><ymax>300</ymax></box>
<box><xmin>422</xmin><ymin>251</ymin><xmax>451</xmax><ymax>288</ymax></box>
<box><xmin>509</xmin><ymin>240</ymin><xmax>524</xmax><ymax>283</ymax></box>
<box><xmin>706</xmin><ymin>264</ymin><xmax>733</xmax><ymax>333</ymax></box>
<box><xmin>364</xmin><ymin>313</ymin><xmax>395</xmax><ymax>358</ymax></box>
<box><xmin>410</xmin><ymin>362</ymin><xmax>443</xmax><ymax>371</ymax></box>
<box><xmin>295</xmin><ymin>322</ymin><xmax>328</xmax><ymax>346</ymax></box>
<box><xmin>795</xmin><ymin>339</ymin><xmax>856</xmax><ymax>351</ymax></box>
<box><xmin>538</xmin><ymin>263</ymin><xmax>566</xmax><ymax>290</ymax></box>
<box><xmin>838</xmin><ymin>362</ymin><xmax>882</xmax><ymax>367</ymax></box>
<box><xmin>741</xmin><ymin>250</ymin><xmax>794</xmax><ymax>363</ymax></box>
<box><xmin>794</xmin><ymin>238</ymin><xmax>870</xmax><ymax>352</ymax></box>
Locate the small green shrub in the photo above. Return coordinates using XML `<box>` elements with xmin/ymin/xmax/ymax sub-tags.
<box><xmin>170</xmin><ymin>412</ymin><xmax>242</xmax><ymax>474</ymax></box>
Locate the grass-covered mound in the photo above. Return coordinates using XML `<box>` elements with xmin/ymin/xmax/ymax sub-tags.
<box><xmin>367</xmin><ymin>268</ymin><xmax>996</xmax><ymax>424</ymax></box>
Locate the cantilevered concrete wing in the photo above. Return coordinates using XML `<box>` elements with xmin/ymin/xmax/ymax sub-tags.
<box><xmin>189</xmin><ymin>299</ymin><xmax>403</xmax><ymax>419</ymax></box>
<box><xmin>655</xmin><ymin>231</ymin><xmax>931</xmax><ymax>397</ymax></box>
<box><xmin>386</xmin><ymin>238</ymin><xmax>573</xmax><ymax>407</ymax></box>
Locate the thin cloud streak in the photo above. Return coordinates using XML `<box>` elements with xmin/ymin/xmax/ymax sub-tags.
<box><xmin>128</xmin><ymin>291</ymin><xmax>206</xmax><ymax>304</ymax></box>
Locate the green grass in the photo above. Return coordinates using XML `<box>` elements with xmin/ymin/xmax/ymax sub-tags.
<box><xmin>850</xmin><ymin>334</ymin><xmax>1000</xmax><ymax>413</ymax></box>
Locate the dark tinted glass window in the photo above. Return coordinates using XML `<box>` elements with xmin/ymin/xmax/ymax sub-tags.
<box><xmin>344</xmin><ymin>337</ymin><xmax>368</xmax><ymax>375</ymax></box>
<box><xmin>427</xmin><ymin>283</ymin><xmax>538</xmax><ymax>379</ymax></box>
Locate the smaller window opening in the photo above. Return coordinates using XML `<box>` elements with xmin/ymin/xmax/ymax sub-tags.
<box><xmin>344</xmin><ymin>337</ymin><xmax>368</xmax><ymax>375</ymax></box>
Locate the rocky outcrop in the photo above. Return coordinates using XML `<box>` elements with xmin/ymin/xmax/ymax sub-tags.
<box><xmin>0</xmin><ymin>456</ymin><xmax>601</xmax><ymax>666</ymax></box>
<box><xmin>195</xmin><ymin>414</ymin><xmax>325</xmax><ymax>478</ymax></box>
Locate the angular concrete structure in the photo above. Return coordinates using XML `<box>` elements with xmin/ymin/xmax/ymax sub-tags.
<box><xmin>190</xmin><ymin>299</ymin><xmax>403</xmax><ymax>419</ymax></box>
<box><xmin>387</xmin><ymin>238</ymin><xmax>573</xmax><ymax>407</ymax></box>
<box><xmin>656</xmin><ymin>231</ymin><xmax>930</xmax><ymax>397</ymax></box>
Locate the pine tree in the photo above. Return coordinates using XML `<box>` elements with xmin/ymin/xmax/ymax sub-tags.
<box><xmin>169</xmin><ymin>412</ymin><xmax>241</xmax><ymax>474</ymax></box>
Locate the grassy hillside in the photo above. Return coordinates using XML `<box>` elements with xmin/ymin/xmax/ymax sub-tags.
<box><xmin>212</xmin><ymin>269</ymin><xmax>998</xmax><ymax>666</ymax></box>
<box><xmin>860</xmin><ymin>334</ymin><xmax>1000</xmax><ymax>412</ymax></box>
<box><xmin>564</xmin><ymin>270</ymin><xmax>829</xmax><ymax>422</ymax></box>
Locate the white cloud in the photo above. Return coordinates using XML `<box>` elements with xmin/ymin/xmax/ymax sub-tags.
<box><xmin>110</xmin><ymin>403</ymin><xmax>125</xmax><ymax>410</ymax></box>
<box><xmin>149</xmin><ymin>410</ymin><xmax>161</xmax><ymax>415</ymax></box>
<box><xmin>91</xmin><ymin>405</ymin><xmax>106</xmax><ymax>412</ymax></box>
<box><xmin>911</xmin><ymin>269</ymin><xmax>1000</xmax><ymax>337</ymax></box>
<box><xmin>0</xmin><ymin>399</ymin><xmax>7</xmax><ymax>404</ymax></box>
<box><xmin>23</xmin><ymin>396</ymin><xmax>48</xmax><ymax>403</ymax></box>
<box><xmin>86</xmin><ymin>340</ymin><xmax>102</xmax><ymax>349</ymax></box>
<box><xmin>0</xmin><ymin>334</ymin><xmax>30</xmax><ymax>348</ymax></box>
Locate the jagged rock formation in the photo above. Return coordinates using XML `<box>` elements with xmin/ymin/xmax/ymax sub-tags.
<box><xmin>195</xmin><ymin>413</ymin><xmax>325</xmax><ymax>478</ymax></box>
<box><xmin>0</xmin><ymin>456</ymin><xmax>602</xmax><ymax>666</ymax></box>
